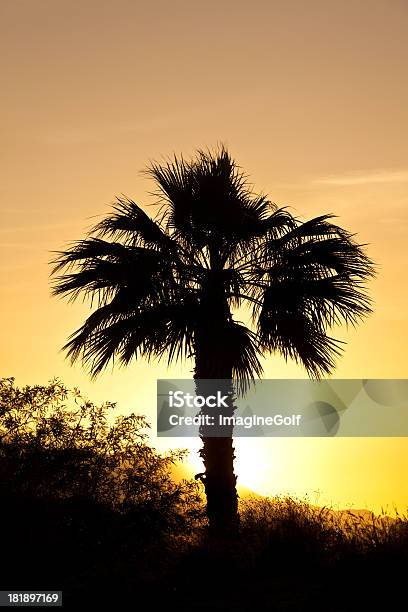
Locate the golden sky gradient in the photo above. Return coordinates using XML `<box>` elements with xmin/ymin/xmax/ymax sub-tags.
<box><xmin>1</xmin><ymin>0</ymin><xmax>408</xmax><ymax>512</ymax></box>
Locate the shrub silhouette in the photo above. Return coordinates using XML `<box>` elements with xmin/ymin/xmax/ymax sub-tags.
<box><xmin>0</xmin><ymin>377</ymin><xmax>201</xmax><ymax>528</ymax></box>
<box><xmin>0</xmin><ymin>377</ymin><xmax>203</xmax><ymax>602</ymax></box>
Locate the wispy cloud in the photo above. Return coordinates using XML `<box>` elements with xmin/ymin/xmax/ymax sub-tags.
<box><xmin>0</xmin><ymin>243</ymin><xmax>40</xmax><ymax>249</ymax></box>
<box><xmin>0</xmin><ymin>222</ymin><xmax>79</xmax><ymax>235</ymax></box>
<box><xmin>313</xmin><ymin>170</ymin><xmax>408</xmax><ymax>186</ymax></box>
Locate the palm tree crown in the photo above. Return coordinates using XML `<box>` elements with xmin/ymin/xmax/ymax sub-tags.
<box><xmin>51</xmin><ymin>146</ymin><xmax>374</xmax><ymax>390</ymax></box>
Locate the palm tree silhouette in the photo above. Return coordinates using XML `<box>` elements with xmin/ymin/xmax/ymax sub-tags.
<box><xmin>51</xmin><ymin>146</ymin><xmax>374</xmax><ymax>532</ymax></box>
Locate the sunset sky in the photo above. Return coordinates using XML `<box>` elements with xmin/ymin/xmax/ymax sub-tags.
<box><xmin>1</xmin><ymin>0</ymin><xmax>408</xmax><ymax>512</ymax></box>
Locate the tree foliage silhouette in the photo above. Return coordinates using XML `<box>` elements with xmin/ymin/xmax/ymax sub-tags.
<box><xmin>0</xmin><ymin>377</ymin><xmax>200</xmax><ymax>527</ymax></box>
<box><xmin>50</xmin><ymin>145</ymin><xmax>374</xmax><ymax>531</ymax></box>
<box><xmin>0</xmin><ymin>377</ymin><xmax>203</xmax><ymax>599</ymax></box>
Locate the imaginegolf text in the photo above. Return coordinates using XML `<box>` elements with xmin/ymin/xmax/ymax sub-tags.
<box><xmin>168</xmin><ymin>414</ymin><xmax>302</xmax><ymax>428</ymax></box>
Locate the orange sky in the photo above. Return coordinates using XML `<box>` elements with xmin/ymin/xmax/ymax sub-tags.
<box><xmin>1</xmin><ymin>0</ymin><xmax>408</xmax><ymax>512</ymax></box>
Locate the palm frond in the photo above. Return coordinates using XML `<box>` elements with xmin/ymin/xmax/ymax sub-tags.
<box><xmin>146</xmin><ymin>146</ymin><xmax>280</xmax><ymax>262</ymax></box>
<box><xmin>195</xmin><ymin>321</ymin><xmax>263</xmax><ymax>394</ymax></box>
<box><xmin>51</xmin><ymin>238</ymin><xmax>178</xmax><ymax>308</ymax></box>
<box><xmin>63</xmin><ymin>300</ymin><xmax>198</xmax><ymax>377</ymax></box>
<box><xmin>51</xmin><ymin>238</ymin><xmax>160</xmax><ymax>274</ymax></box>
<box><xmin>145</xmin><ymin>154</ymin><xmax>195</xmax><ymax>235</ymax></box>
<box><xmin>250</xmin><ymin>214</ymin><xmax>374</xmax><ymax>375</ymax></box>
<box><xmin>257</xmin><ymin>286</ymin><xmax>344</xmax><ymax>377</ymax></box>
<box><xmin>93</xmin><ymin>197</ymin><xmax>173</xmax><ymax>250</ymax></box>
<box><xmin>227</xmin><ymin>323</ymin><xmax>264</xmax><ymax>393</ymax></box>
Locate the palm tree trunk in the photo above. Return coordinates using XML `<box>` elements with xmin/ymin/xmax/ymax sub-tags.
<box><xmin>194</xmin><ymin>358</ymin><xmax>239</xmax><ymax>533</ymax></box>
<box><xmin>199</xmin><ymin>435</ymin><xmax>239</xmax><ymax>533</ymax></box>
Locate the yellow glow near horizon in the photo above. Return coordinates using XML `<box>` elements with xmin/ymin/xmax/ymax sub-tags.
<box><xmin>1</xmin><ymin>0</ymin><xmax>408</xmax><ymax>514</ymax></box>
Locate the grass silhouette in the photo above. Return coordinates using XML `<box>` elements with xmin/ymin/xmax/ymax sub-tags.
<box><xmin>1</xmin><ymin>378</ymin><xmax>406</xmax><ymax>610</ymax></box>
